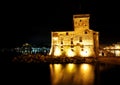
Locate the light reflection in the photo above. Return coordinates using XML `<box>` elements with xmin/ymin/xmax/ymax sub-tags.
<box><xmin>81</xmin><ymin>63</ymin><xmax>89</xmax><ymax>71</ymax></box>
<box><xmin>79</xmin><ymin>64</ymin><xmax>94</xmax><ymax>85</ymax></box>
<box><xmin>50</xmin><ymin>64</ymin><xmax>63</xmax><ymax>85</ymax></box>
<box><xmin>66</xmin><ymin>64</ymin><xmax>75</xmax><ymax>73</ymax></box>
<box><xmin>49</xmin><ymin>64</ymin><xmax>94</xmax><ymax>85</ymax></box>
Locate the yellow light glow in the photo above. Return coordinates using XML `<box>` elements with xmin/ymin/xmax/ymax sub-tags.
<box><xmin>50</xmin><ymin>14</ymin><xmax>99</xmax><ymax>57</ymax></box>
<box><xmin>53</xmin><ymin>37</ymin><xmax>58</xmax><ymax>40</ymax></box>
<box><xmin>50</xmin><ymin>64</ymin><xmax>63</xmax><ymax>85</ymax></box>
<box><xmin>115</xmin><ymin>44</ymin><xmax>120</xmax><ymax>49</ymax></box>
<box><xmin>66</xmin><ymin>49</ymin><xmax>75</xmax><ymax>57</ymax></box>
<box><xmin>49</xmin><ymin>64</ymin><xmax>95</xmax><ymax>85</ymax></box>
<box><xmin>115</xmin><ymin>50</ymin><xmax>120</xmax><ymax>56</ymax></box>
<box><xmin>54</xmin><ymin>64</ymin><xmax>62</xmax><ymax>72</ymax></box>
<box><xmin>81</xmin><ymin>64</ymin><xmax>89</xmax><ymax>71</ymax></box>
<box><xmin>54</xmin><ymin>46</ymin><xmax>61</xmax><ymax>56</ymax></box>
<box><xmin>66</xmin><ymin>64</ymin><xmax>75</xmax><ymax>73</ymax></box>
<box><xmin>80</xmin><ymin>48</ymin><xmax>91</xmax><ymax>57</ymax></box>
<box><xmin>79</xmin><ymin>64</ymin><xmax>94</xmax><ymax>85</ymax></box>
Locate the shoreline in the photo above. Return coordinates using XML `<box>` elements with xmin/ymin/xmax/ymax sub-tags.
<box><xmin>12</xmin><ymin>54</ymin><xmax>97</xmax><ymax>64</ymax></box>
<box><xmin>12</xmin><ymin>54</ymin><xmax>120</xmax><ymax>65</ymax></box>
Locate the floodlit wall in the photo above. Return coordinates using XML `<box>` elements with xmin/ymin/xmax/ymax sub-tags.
<box><xmin>49</xmin><ymin>14</ymin><xmax>99</xmax><ymax>57</ymax></box>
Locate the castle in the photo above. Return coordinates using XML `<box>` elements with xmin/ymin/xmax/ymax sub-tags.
<box><xmin>49</xmin><ymin>14</ymin><xmax>99</xmax><ymax>57</ymax></box>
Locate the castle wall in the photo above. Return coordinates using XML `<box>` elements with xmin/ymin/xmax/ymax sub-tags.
<box><xmin>49</xmin><ymin>14</ymin><xmax>99</xmax><ymax>57</ymax></box>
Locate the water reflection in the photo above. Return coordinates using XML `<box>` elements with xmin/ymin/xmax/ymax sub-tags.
<box><xmin>50</xmin><ymin>63</ymin><xmax>95</xmax><ymax>85</ymax></box>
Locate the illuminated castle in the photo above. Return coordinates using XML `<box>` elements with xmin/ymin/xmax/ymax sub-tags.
<box><xmin>49</xmin><ymin>14</ymin><xmax>99</xmax><ymax>57</ymax></box>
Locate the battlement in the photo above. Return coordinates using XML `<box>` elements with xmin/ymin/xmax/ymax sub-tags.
<box><xmin>73</xmin><ymin>14</ymin><xmax>90</xmax><ymax>18</ymax></box>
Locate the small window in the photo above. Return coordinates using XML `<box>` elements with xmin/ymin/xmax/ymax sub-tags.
<box><xmin>61</xmin><ymin>46</ymin><xmax>63</xmax><ymax>48</ymax></box>
<box><xmin>71</xmin><ymin>38</ymin><xmax>73</xmax><ymax>41</ymax></box>
<box><xmin>66</xmin><ymin>32</ymin><xmax>68</xmax><ymax>35</ymax></box>
<box><xmin>80</xmin><ymin>20</ymin><xmax>82</xmax><ymax>22</ymax></box>
<box><xmin>61</xmin><ymin>49</ymin><xmax>63</xmax><ymax>51</ymax></box>
<box><xmin>71</xmin><ymin>45</ymin><xmax>74</xmax><ymax>48</ymax></box>
<box><xmin>85</xmin><ymin>31</ymin><xmax>88</xmax><ymax>34</ymax></box>
<box><xmin>61</xmin><ymin>41</ymin><xmax>63</xmax><ymax>44</ymax></box>
<box><xmin>71</xmin><ymin>49</ymin><xmax>74</xmax><ymax>51</ymax></box>
<box><xmin>79</xmin><ymin>37</ymin><xmax>82</xmax><ymax>42</ymax></box>
<box><xmin>85</xmin><ymin>30</ymin><xmax>89</xmax><ymax>34</ymax></box>
<box><xmin>93</xmin><ymin>33</ymin><xmax>96</xmax><ymax>35</ymax></box>
<box><xmin>71</xmin><ymin>41</ymin><xmax>73</xmax><ymax>44</ymax></box>
<box><xmin>81</xmin><ymin>49</ymin><xmax>84</xmax><ymax>51</ymax></box>
<box><xmin>71</xmin><ymin>38</ymin><xmax>73</xmax><ymax>44</ymax></box>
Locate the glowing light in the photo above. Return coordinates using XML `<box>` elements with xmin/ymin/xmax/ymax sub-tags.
<box><xmin>66</xmin><ymin>49</ymin><xmax>75</xmax><ymax>57</ymax></box>
<box><xmin>115</xmin><ymin>50</ymin><xmax>120</xmax><ymax>56</ymax></box>
<box><xmin>66</xmin><ymin>64</ymin><xmax>75</xmax><ymax>73</ymax></box>
<box><xmin>50</xmin><ymin>64</ymin><xmax>63</xmax><ymax>85</ymax></box>
<box><xmin>115</xmin><ymin>44</ymin><xmax>120</xmax><ymax>49</ymax></box>
<box><xmin>81</xmin><ymin>64</ymin><xmax>89</xmax><ymax>71</ymax></box>
<box><xmin>49</xmin><ymin>64</ymin><xmax>95</xmax><ymax>85</ymax></box>
<box><xmin>79</xmin><ymin>64</ymin><xmax>94</xmax><ymax>85</ymax></box>
<box><xmin>80</xmin><ymin>48</ymin><xmax>91</xmax><ymax>57</ymax></box>
<box><xmin>53</xmin><ymin>37</ymin><xmax>58</xmax><ymax>40</ymax></box>
<box><xmin>54</xmin><ymin>46</ymin><xmax>61</xmax><ymax>56</ymax></box>
<box><xmin>50</xmin><ymin>14</ymin><xmax>99</xmax><ymax>57</ymax></box>
<box><xmin>54</xmin><ymin>64</ymin><xmax>62</xmax><ymax>71</ymax></box>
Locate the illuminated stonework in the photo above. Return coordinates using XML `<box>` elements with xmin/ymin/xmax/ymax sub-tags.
<box><xmin>49</xmin><ymin>14</ymin><xmax>99</xmax><ymax>57</ymax></box>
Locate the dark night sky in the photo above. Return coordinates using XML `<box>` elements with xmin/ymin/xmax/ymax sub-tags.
<box><xmin>1</xmin><ymin>0</ymin><xmax>120</xmax><ymax>48</ymax></box>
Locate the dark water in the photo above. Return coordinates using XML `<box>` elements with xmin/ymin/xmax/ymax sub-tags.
<box><xmin>1</xmin><ymin>63</ymin><xmax>120</xmax><ymax>85</ymax></box>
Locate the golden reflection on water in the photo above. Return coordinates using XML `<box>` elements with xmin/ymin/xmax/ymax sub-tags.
<box><xmin>49</xmin><ymin>63</ymin><xmax>95</xmax><ymax>85</ymax></box>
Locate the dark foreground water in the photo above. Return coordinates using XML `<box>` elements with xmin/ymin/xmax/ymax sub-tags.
<box><xmin>1</xmin><ymin>63</ymin><xmax>120</xmax><ymax>85</ymax></box>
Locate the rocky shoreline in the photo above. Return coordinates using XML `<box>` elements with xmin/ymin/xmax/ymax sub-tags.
<box><xmin>12</xmin><ymin>54</ymin><xmax>97</xmax><ymax>64</ymax></box>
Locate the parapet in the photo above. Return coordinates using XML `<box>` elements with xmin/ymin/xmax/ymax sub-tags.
<box><xmin>73</xmin><ymin>14</ymin><xmax>90</xmax><ymax>18</ymax></box>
